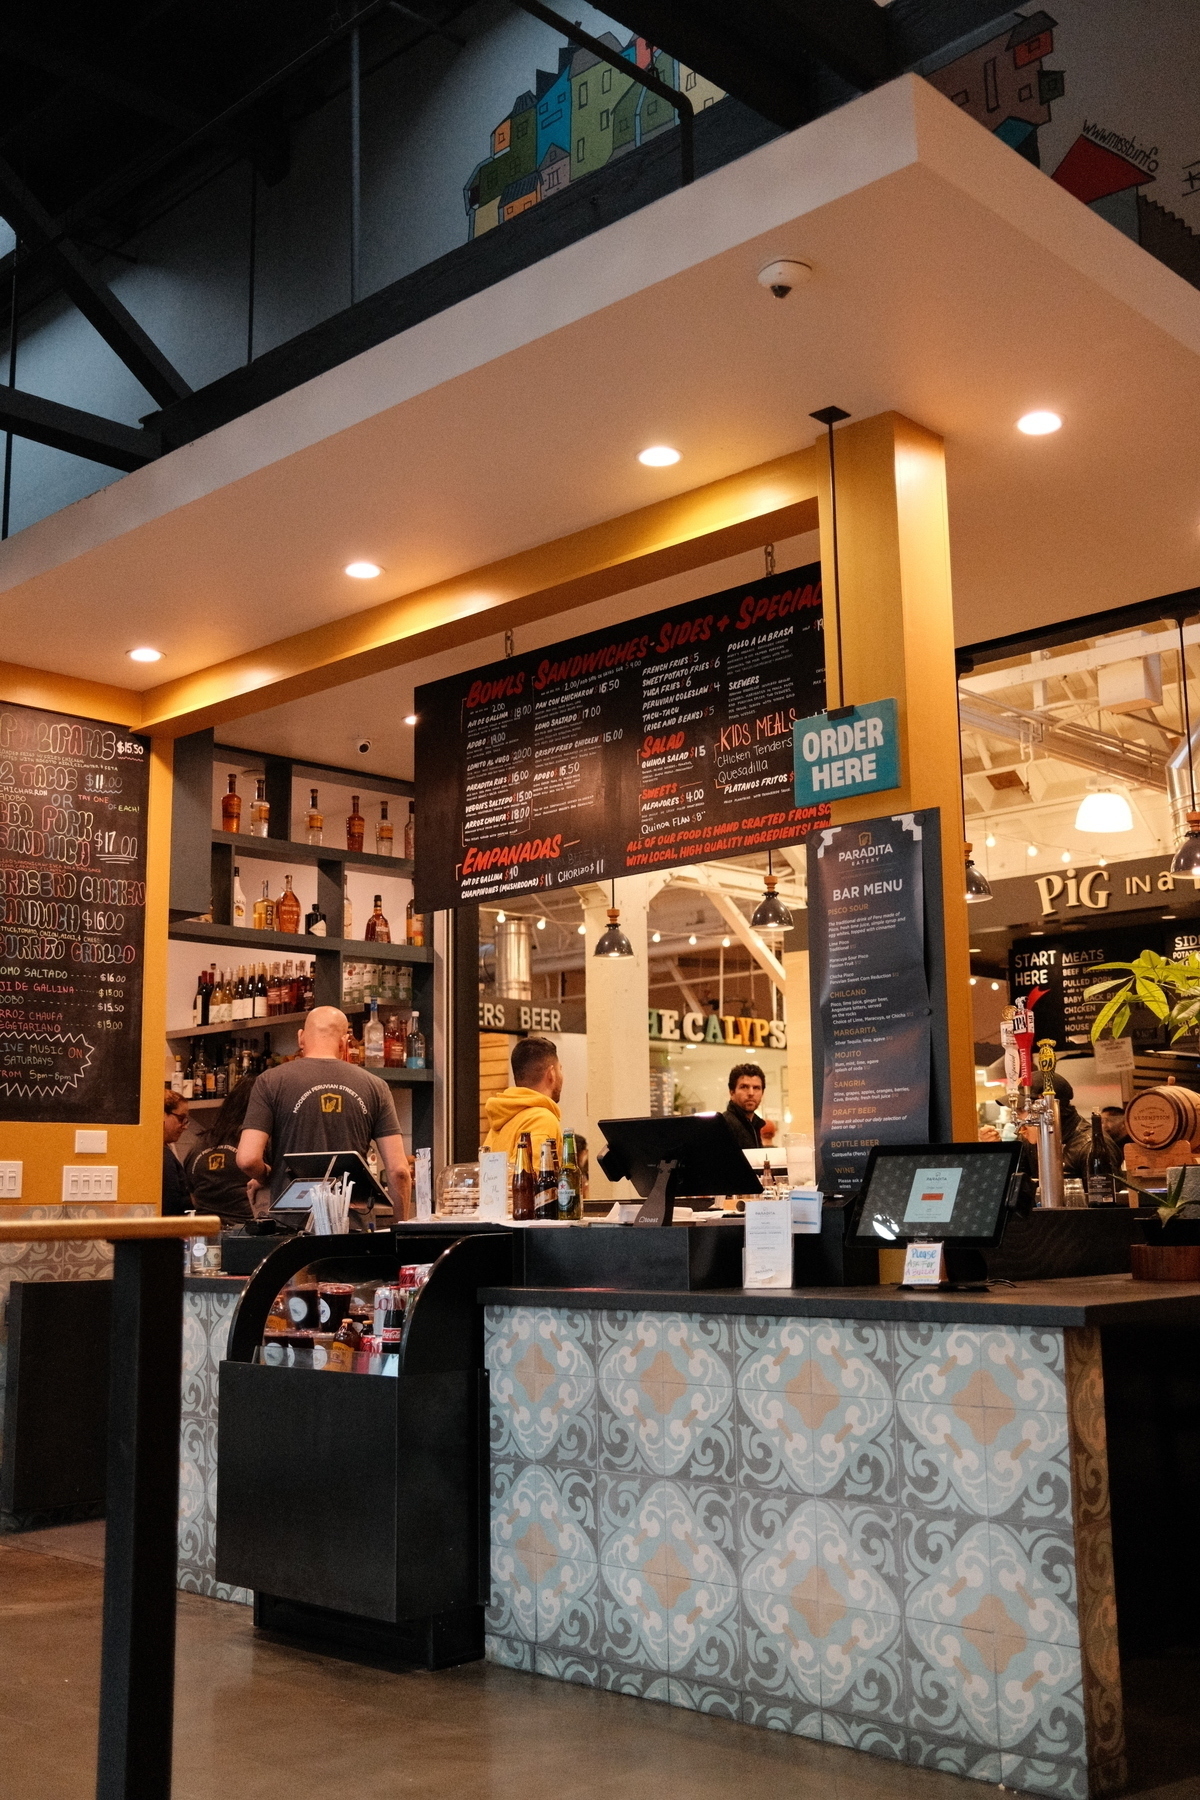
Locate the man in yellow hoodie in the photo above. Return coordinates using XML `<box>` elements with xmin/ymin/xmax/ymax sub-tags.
<box><xmin>483</xmin><ymin>1035</ymin><xmax>563</xmax><ymax>1159</ymax></box>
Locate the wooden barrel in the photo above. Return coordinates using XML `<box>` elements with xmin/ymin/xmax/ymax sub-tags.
<box><xmin>1125</xmin><ymin>1084</ymin><xmax>1200</xmax><ymax>1150</ymax></box>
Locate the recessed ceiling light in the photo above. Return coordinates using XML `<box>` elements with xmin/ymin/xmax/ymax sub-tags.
<box><xmin>577</xmin><ymin>923</ymin><xmax>586</xmax><ymax>935</ymax></box>
<box><xmin>496</xmin><ymin>910</ymin><xmax>506</xmax><ymax>924</ymax></box>
<box><xmin>536</xmin><ymin>917</ymin><xmax>546</xmax><ymax>930</ymax></box>
<box><xmin>687</xmin><ymin>933</ymin><xmax>698</xmax><ymax>945</ymax></box>
<box><xmin>1027</xmin><ymin>844</ymin><xmax>1038</xmax><ymax>856</ymax></box>
<box><xmin>637</xmin><ymin>445</ymin><xmax>681</xmax><ymax>467</ymax></box>
<box><xmin>984</xmin><ymin>833</ymin><xmax>996</xmax><ymax>847</ymax></box>
<box><xmin>722</xmin><ymin>936</ymin><xmax>731</xmax><ymax>948</ymax></box>
<box><xmin>403</xmin><ymin>714</ymin><xmax>417</xmax><ymax>726</ymax></box>
<box><xmin>345</xmin><ymin>560</ymin><xmax>382</xmax><ymax>579</ymax></box>
<box><xmin>1061</xmin><ymin>851</ymin><xmax>1071</xmax><ymax>864</ymax></box>
<box><xmin>651</xmin><ymin>931</ymin><xmax>661</xmax><ymax>943</ymax></box>
<box><xmin>1017</xmin><ymin>411</ymin><xmax>1062</xmax><ymax>436</ymax></box>
<box><xmin>128</xmin><ymin>647</ymin><xmax>163</xmax><ymax>663</ymax></box>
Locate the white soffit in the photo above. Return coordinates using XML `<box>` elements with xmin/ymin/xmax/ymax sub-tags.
<box><xmin>1</xmin><ymin>73</ymin><xmax>1199</xmax><ymax>690</ymax></box>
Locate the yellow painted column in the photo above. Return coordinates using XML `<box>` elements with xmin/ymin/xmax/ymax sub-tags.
<box><xmin>815</xmin><ymin>411</ymin><xmax>975</xmax><ymax>1139</ymax></box>
<box><xmin>782</xmin><ymin>946</ymin><xmax>814</xmax><ymax>1141</ymax></box>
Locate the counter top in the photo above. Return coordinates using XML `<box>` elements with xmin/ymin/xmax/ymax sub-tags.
<box><xmin>185</xmin><ymin>1273</ymin><xmax>249</xmax><ymax>1293</ymax></box>
<box><xmin>478</xmin><ymin>1273</ymin><xmax>1200</xmax><ymax>1327</ymax></box>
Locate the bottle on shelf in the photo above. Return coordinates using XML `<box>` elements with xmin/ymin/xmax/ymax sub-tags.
<box><xmin>253</xmin><ymin>964</ymin><xmax>268</xmax><ymax>1019</ymax></box>
<box><xmin>232</xmin><ymin>864</ymin><xmax>247</xmax><ymax>927</ymax></box>
<box><xmin>305</xmin><ymin>901</ymin><xmax>327</xmax><ymax>936</ymax></box>
<box><xmin>365</xmin><ymin>895</ymin><xmax>391</xmax><ymax>943</ymax></box>
<box><xmin>305</xmin><ymin>788</ymin><xmax>323</xmax><ymax>845</ymax></box>
<box><xmin>1087</xmin><ymin>1113</ymin><xmax>1116</xmax><ymax>1206</ymax></box>
<box><xmin>343</xmin><ymin>881</ymin><xmax>353</xmax><ymax>939</ymax></box>
<box><xmin>253</xmin><ymin>882</ymin><xmax>276</xmax><ymax>931</ymax></box>
<box><xmin>384</xmin><ymin>1014</ymin><xmax>403</xmax><ymax>1067</ymax></box>
<box><xmin>364</xmin><ymin>998</ymin><xmax>385</xmax><ymax>1068</ymax></box>
<box><xmin>346</xmin><ymin>1027</ymin><xmax>365</xmax><ymax>1066</ymax></box>
<box><xmin>170</xmin><ymin>1054</ymin><xmax>184</xmax><ymax>1095</ymax></box>
<box><xmin>213</xmin><ymin>1056</ymin><xmax>228</xmax><ymax>1098</ymax></box>
<box><xmin>300</xmin><ymin>965</ymin><xmax>315</xmax><ymax>1011</ymax></box>
<box><xmin>376</xmin><ymin>801</ymin><xmax>394</xmax><ymax>857</ymax></box>
<box><xmin>403</xmin><ymin>801</ymin><xmax>415</xmax><ymax>862</ymax></box>
<box><xmin>511</xmin><ymin>1132</ymin><xmax>536</xmax><ymax>1221</ymax></box>
<box><xmin>405</xmin><ymin>1009</ymin><xmax>426</xmax><ymax>1069</ymax></box>
<box><xmin>250</xmin><ymin>778</ymin><xmax>270</xmax><ymax>838</ymax></box>
<box><xmin>346</xmin><ymin>794</ymin><xmax>365</xmax><ymax>855</ymax></box>
<box><xmin>534</xmin><ymin>1136</ymin><xmax>560</xmax><ymax>1221</ymax></box>
<box><xmin>405</xmin><ymin>899</ymin><xmax>425</xmax><ymax>947</ymax></box>
<box><xmin>275</xmin><ymin>874</ymin><xmax>301</xmax><ymax>934</ymax></box>
<box><xmin>233</xmin><ymin>967</ymin><xmax>248</xmax><ymax>1021</ymax></box>
<box><xmin>192</xmin><ymin>970</ymin><xmax>208</xmax><ymax>1029</ymax></box>
<box><xmin>557</xmin><ymin>1132</ymin><xmax>583</xmax><ymax>1220</ymax></box>
<box><xmin>193</xmin><ymin>1044</ymin><xmax>208</xmax><ymax>1097</ymax></box>
<box><xmin>268</xmin><ymin>963</ymin><xmax>282</xmax><ymax>1016</ymax></box>
<box><xmin>221</xmin><ymin>773</ymin><xmax>241</xmax><ymax>833</ymax></box>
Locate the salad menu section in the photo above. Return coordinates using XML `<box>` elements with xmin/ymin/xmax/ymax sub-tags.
<box><xmin>0</xmin><ymin>702</ymin><xmax>149</xmax><ymax>1122</ymax></box>
<box><xmin>415</xmin><ymin>562</ymin><xmax>827</xmax><ymax>909</ymax></box>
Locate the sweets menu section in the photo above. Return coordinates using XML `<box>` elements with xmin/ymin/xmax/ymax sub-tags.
<box><xmin>415</xmin><ymin>563</ymin><xmax>828</xmax><ymax>910</ymax></box>
<box><xmin>0</xmin><ymin>702</ymin><xmax>149</xmax><ymax>1123</ymax></box>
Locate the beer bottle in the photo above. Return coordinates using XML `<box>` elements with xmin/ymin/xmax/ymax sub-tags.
<box><xmin>557</xmin><ymin>1131</ymin><xmax>583</xmax><ymax>1220</ymax></box>
<box><xmin>535</xmin><ymin>1136</ymin><xmax>560</xmax><ymax>1220</ymax></box>
<box><xmin>511</xmin><ymin>1132</ymin><xmax>536</xmax><ymax>1221</ymax></box>
<box><xmin>1086</xmin><ymin>1113</ymin><xmax>1116</xmax><ymax>1206</ymax></box>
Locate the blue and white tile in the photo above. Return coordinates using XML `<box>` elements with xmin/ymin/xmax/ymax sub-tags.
<box><xmin>487</xmin><ymin>1305</ymin><xmax>596</xmax><ymax>1466</ymax></box>
<box><xmin>999</xmin><ymin>1752</ymin><xmax>1088</xmax><ymax>1799</ymax></box>
<box><xmin>741</xmin><ymin>1693</ymin><xmax>823</xmax><ymax>1738</ymax></box>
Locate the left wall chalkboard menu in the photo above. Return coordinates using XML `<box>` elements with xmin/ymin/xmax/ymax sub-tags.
<box><xmin>0</xmin><ymin>702</ymin><xmax>149</xmax><ymax>1123</ymax></box>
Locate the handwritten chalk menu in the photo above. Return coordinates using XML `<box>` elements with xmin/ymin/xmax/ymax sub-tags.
<box><xmin>414</xmin><ymin>563</ymin><xmax>827</xmax><ymax>911</ymax></box>
<box><xmin>808</xmin><ymin>812</ymin><xmax>932</xmax><ymax>1195</ymax></box>
<box><xmin>0</xmin><ymin>702</ymin><xmax>149</xmax><ymax>1123</ymax></box>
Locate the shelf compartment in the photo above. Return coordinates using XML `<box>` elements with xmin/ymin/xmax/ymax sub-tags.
<box><xmin>167</xmin><ymin>1011</ymin><xmax>309</xmax><ymax>1043</ymax></box>
<box><xmin>168</xmin><ymin>921</ymin><xmax>433</xmax><ymax>962</ymax></box>
<box><xmin>211</xmin><ymin>832</ymin><xmax>414</xmax><ymax>877</ymax></box>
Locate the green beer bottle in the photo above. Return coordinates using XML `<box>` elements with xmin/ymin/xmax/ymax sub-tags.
<box><xmin>557</xmin><ymin>1131</ymin><xmax>583</xmax><ymax>1220</ymax></box>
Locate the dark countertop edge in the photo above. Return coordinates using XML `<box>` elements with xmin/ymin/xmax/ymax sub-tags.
<box><xmin>477</xmin><ymin>1277</ymin><xmax>1200</xmax><ymax>1327</ymax></box>
<box><xmin>185</xmin><ymin>1274</ymin><xmax>249</xmax><ymax>1292</ymax></box>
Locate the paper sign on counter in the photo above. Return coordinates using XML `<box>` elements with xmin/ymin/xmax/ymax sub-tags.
<box><xmin>478</xmin><ymin>1151</ymin><xmax>509</xmax><ymax>1219</ymax></box>
<box><xmin>414</xmin><ymin>1147</ymin><xmax>432</xmax><ymax>1220</ymax></box>
<box><xmin>901</xmin><ymin>1241</ymin><xmax>945</xmax><ymax>1286</ymax></box>
<box><xmin>743</xmin><ymin>1198</ymin><xmax>793</xmax><ymax>1288</ymax></box>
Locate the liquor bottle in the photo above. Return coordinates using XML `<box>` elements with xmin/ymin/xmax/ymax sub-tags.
<box><xmin>405</xmin><ymin>1009</ymin><xmax>426</xmax><ymax>1069</ymax></box>
<box><xmin>557</xmin><ymin>1131</ymin><xmax>583</xmax><ymax>1220</ymax></box>
<box><xmin>405</xmin><ymin>899</ymin><xmax>425</xmax><ymax>946</ymax></box>
<box><xmin>192</xmin><ymin>971</ymin><xmax>207</xmax><ymax>1029</ymax></box>
<box><xmin>343</xmin><ymin>881</ymin><xmax>354</xmax><ymax>939</ymax></box>
<box><xmin>288</xmin><ymin>962</ymin><xmax>303</xmax><ymax>1012</ymax></box>
<box><xmin>253</xmin><ymin>965</ymin><xmax>268</xmax><ymax>1019</ymax></box>
<box><xmin>384</xmin><ymin>1014</ymin><xmax>403</xmax><ymax>1067</ymax></box>
<box><xmin>170</xmin><ymin>1054</ymin><xmax>184</xmax><ymax>1095</ymax></box>
<box><xmin>180</xmin><ymin>1051</ymin><xmax>194</xmax><ymax>1101</ymax></box>
<box><xmin>376</xmin><ymin>801</ymin><xmax>394</xmax><ymax>857</ymax></box>
<box><xmin>365</xmin><ymin>895</ymin><xmax>391</xmax><ymax>943</ymax></box>
<box><xmin>213</xmin><ymin>1057</ymin><xmax>228</xmax><ymax>1098</ymax></box>
<box><xmin>208</xmin><ymin>973</ymin><xmax>223</xmax><ymax>1027</ymax></box>
<box><xmin>1086</xmin><ymin>1113</ymin><xmax>1116</xmax><ymax>1206</ymax></box>
<box><xmin>230</xmin><ymin>865</ymin><xmax>247</xmax><ymax>928</ymax></box>
<box><xmin>250</xmin><ymin>778</ymin><xmax>270</xmax><ymax>837</ymax></box>
<box><xmin>364</xmin><ymin>998</ymin><xmax>385</xmax><ymax>1068</ymax></box>
<box><xmin>511</xmin><ymin>1132</ymin><xmax>536</xmax><ymax>1221</ymax></box>
<box><xmin>268</xmin><ymin>963</ymin><xmax>282</xmax><ymax>1016</ymax></box>
<box><xmin>300</xmin><ymin>965</ymin><xmax>314</xmax><ymax>1011</ymax></box>
<box><xmin>234</xmin><ymin>967</ymin><xmax>248</xmax><ymax>1021</ymax></box>
<box><xmin>306</xmin><ymin>788</ymin><xmax>323</xmax><ymax>845</ymax></box>
<box><xmin>534</xmin><ymin>1136</ymin><xmax>560</xmax><ymax>1221</ymax></box>
<box><xmin>305</xmin><ymin>902</ymin><xmax>327</xmax><ymax>936</ymax></box>
<box><xmin>254</xmin><ymin>881</ymin><xmax>275</xmax><ymax>931</ymax></box>
<box><xmin>346</xmin><ymin>795</ymin><xmax>365</xmax><ymax>855</ymax></box>
<box><xmin>404</xmin><ymin>801</ymin><xmax>415</xmax><ymax>862</ymax></box>
<box><xmin>193</xmin><ymin>1044</ymin><xmax>208</xmax><ymax>1097</ymax></box>
<box><xmin>221</xmin><ymin>773</ymin><xmax>241</xmax><ymax>833</ymax></box>
<box><xmin>275</xmin><ymin>873</ymin><xmax>301</xmax><ymax>934</ymax></box>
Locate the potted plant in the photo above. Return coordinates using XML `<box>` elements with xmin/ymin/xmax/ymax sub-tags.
<box><xmin>1086</xmin><ymin>949</ymin><xmax>1200</xmax><ymax>1043</ymax></box>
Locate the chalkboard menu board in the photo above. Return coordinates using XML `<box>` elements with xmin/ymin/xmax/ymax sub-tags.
<box><xmin>1009</xmin><ymin>923</ymin><xmax>1168</xmax><ymax>1053</ymax></box>
<box><xmin>808</xmin><ymin>812</ymin><xmax>935</xmax><ymax>1195</ymax></box>
<box><xmin>0</xmin><ymin>702</ymin><xmax>149</xmax><ymax>1123</ymax></box>
<box><xmin>414</xmin><ymin>563</ymin><xmax>827</xmax><ymax>911</ymax></box>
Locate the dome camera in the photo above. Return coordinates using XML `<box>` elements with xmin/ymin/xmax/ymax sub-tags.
<box><xmin>757</xmin><ymin>258</ymin><xmax>812</xmax><ymax>299</ymax></box>
<box><xmin>356</xmin><ymin>738</ymin><xmax>372</xmax><ymax>754</ymax></box>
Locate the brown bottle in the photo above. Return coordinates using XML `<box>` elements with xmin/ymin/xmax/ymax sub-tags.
<box><xmin>221</xmin><ymin>773</ymin><xmax>241</xmax><ymax>833</ymax></box>
<box><xmin>405</xmin><ymin>899</ymin><xmax>425</xmax><ymax>946</ymax></box>
<box><xmin>511</xmin><ymin>1131</ymin><xmax>536</xmax><ymax>1221</ymax></box>
<box><xmin>346</xmin><ymin>795</ymin><xmax>365</xmax><ymax>854</ymax></box>
<box><xmin>275</xmin><ymin>873</ymin><xmax>301</xmax><ymax>934</ymax></box>
<box><xmin>365</xmin><ymin>895</ymin><xmax>391</xmax><ymax>943</ymax></box>
<box><xmin>534</xmin><ymin>1136</ymin><xmax>560</xmax><ymax>1221</ymax></box>
<box><xmin>324</xmin><ymin>1317</ymin><xmax>364</xmax><ymax>1373</ymax></box>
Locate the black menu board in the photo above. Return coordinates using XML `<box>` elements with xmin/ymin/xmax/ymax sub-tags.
<box><xmin>808</xmin><ymin>812</ymin><xmax>934</xmax><ymax>1195</ymax></box>
<box><xmin>0</xmin><ymin>702</ymin><xmax>149</xmax><ymax>1122</ymax></box>
<box><xmin>414</xmin><ymin>562</ymin><xmax>827</xmax><ymax>911</ymax></box>
<box><xmin>1009</xmin><ymin>923</ymin><xmax>1167</xmax><ymax>1053</ymax></box>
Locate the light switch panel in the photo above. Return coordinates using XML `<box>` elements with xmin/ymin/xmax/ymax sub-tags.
<box><xmin>62</xmin><ymin>1166</ymin><xmax>119</xmax><ymax>1203</ymax></box>
<box><xmin>74</xmin><ymin>1130</ymin><xmax>108</xmax><ymax>1155</ymax></box>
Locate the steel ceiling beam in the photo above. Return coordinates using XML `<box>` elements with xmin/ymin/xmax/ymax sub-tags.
<box><xmin>0</xmin><ymin>26</ymin><xmax>207</xmax><ymax>132</ymax></box>
<box><xmin>0</xmin><ymin>156</ymin><xmax>190</xmax><ymax>407</ymax></box>
<box><xmin>0</xmin><ymin>387</ymin><xmax>158</xmax><ymax>471</ymax></box>
<box><xmin>958</xmin><ymin>692</ymin><xmax>1170</xmax><ymax>791</ymax></box>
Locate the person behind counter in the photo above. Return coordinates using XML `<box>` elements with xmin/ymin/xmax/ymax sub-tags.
<box><xmin>235</xmin><ymin>1006</ymin><xmax>413</xmax><ymax>1218</ymax></box>
<box><xmin>1019</xmin><ymin>1072</ymin><xmax>1120</xmax><ymax>1179</ymax></box>
<box><xmin>188</xmin><ymin>1076</ymin><xmax>258</xmax><ymax>1228</ymax></box>
<box><xmin>163</xmin><ymin>1091</ymin><xmax>192</xmax><ymax>1215</ymax></box>
<box><xmin>483</xmin><ymin>1035</ymin><xmax>563</xmax><ymax>1159</ymax></box>
<box><xmin>722</xmin><ymin>1062</ymin><xmax>769</xmax><ymax>1149</ymax></box>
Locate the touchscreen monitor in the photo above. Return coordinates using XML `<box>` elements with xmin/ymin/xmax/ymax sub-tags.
<box><xmin>848</xmin><ymin>1143</ymin><xmax>1021</xmax><ymax>1248</ymax></box>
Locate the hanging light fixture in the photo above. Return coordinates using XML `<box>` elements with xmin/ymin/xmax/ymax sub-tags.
<box><xmin>594</xmin><ymin>880</ymin><xmax>633</xmax><ymax>957</ymax></box>
<box><xmin>1074</xmin><ymin>787</ymin><xmax>1133</xmax><ymax>833</ymax></box>
<box><xmin>964</xmin><ymin>842</ymin><xmax>992</xmax><ymax>903</ymax></box>
<box><xmin>750</xmin><ymin>851</ymin><xmax>794</xmax><ymax>933</ymax></box>
<box><xmin>1171</xmin><ymin>612</ymin><xmax>1200</xmax><ymax>874</ymax></box>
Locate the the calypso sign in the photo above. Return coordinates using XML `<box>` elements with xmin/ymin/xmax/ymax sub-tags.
<box><xmin>649</xmin><ymin>1008</ymin><xmax>787</xmax><ymax>1049</ymax></box>
<box><xmin>793</xmin><ymin>699</ymin><xmax>900</xmax><ymax>804</ymax></box>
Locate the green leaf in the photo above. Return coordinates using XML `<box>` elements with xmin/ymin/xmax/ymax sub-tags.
<box><xmin>1090</xmin><ymin>988</ymin><xmax>1132</xmax><ymax>1041</ymax></box>
<box><xmin>1134</xmin><ymin>977</ymin><xmax>1171</xmax><ymax>1021</ymax></box>
<box><xmin>1083</xmin><ymin>977</ymin><xmax>1129</xmax><ymax>998</ymax></box>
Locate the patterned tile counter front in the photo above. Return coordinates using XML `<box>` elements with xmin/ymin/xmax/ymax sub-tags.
<box><xmin>484</xmin><ymin>1305</ymin><xmax>1124</xmax><ymax>1800</ymax></box>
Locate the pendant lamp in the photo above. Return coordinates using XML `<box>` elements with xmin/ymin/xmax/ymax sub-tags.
<box><xmin>750</xmin><ymin>852</ymin><xmax>794</xmax><ymax>933</ymax></box>
<box><xmin>1074</xmin><ymin>788</ymin><xmax>1133</xmax><ymax>833</ymax></box>
<box><xmin>964</xmin><ymin>843</ymin><xmax>993</xmax><ymax>904</ymax></box>
<box><xmin>1171</xmin><ymin>613</ymin><xmax>1200</xmax><ymax>874</ymax></box>
<box><xmin>594</xmin><ymin>880</ymin><xmax>633</xmax><ymax>957</ymax></box>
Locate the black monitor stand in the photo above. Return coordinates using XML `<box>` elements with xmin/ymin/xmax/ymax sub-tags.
<box><xmin>634</xmin><ymin>1159</ymin><xmax>680</xmax><ymax>1228</ymax></box>
<box><xmin>597</xmin><ymin>1115</ymin><xmax>762</xmax><ymax>1227</ymax></box>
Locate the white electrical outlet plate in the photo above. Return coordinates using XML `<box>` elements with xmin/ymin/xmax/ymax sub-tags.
<box><xmin>74</xmin><ymin>1130</ymin><xmax>108</xmax><ymax>1154</ymax></box>
<box><xmin>0</xmin><ymin>1160</ymin><xmax>22</xmax><ymax>1198</ymax></box>
<box><xmin>62</xmin><ymin>1166</ymin><xmax>119</xmax><ymax>1203</ymax></box>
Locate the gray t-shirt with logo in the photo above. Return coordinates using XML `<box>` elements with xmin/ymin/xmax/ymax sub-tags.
<box><xmin>242</xmin><ymin>1057</ymin><xmax>402</xmax><ymax>1201</ymax></box>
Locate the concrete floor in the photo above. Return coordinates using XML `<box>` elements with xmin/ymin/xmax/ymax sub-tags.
<box><xmin>3</xmin><ymin>1526</ymin><xmax>1200</xmax><ymax>1800</ymax></box>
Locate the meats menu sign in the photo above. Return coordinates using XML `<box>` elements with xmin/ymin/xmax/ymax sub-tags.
<box><xmin>415</xmin><ymin>562</ymin><xmax>827</xmax><ymax>910</ymax></box>
<box><xmin>0</xmin><ymin>702</ymin><xmax>149</xmax><ymax>1123</ymax></box>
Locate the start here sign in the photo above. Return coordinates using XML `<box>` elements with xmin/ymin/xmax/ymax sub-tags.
<box><xmin>793</xmin><ymin>698</ymin><xmax>900</xmax><ymax>805</ymax></box>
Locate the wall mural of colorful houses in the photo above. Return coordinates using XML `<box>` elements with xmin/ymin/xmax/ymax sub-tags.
<box><xmin>463</xmin><ymin>32</ymin><xmax>724</xmax><ymax>240</ymax></box>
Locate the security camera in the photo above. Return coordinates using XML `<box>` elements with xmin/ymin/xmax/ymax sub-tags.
<box><xmin>757</xmin><ymin>258</ymin><xmax>812</xmax><ymax>299</ymax></box>
<box><xmin>356</xmin><ymin>739</ymin><xmax>372</xmax><ymax>754</ymax></box>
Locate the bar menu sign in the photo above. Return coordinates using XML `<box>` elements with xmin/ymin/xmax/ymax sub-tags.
<box><xmin>808</xmin><ymin>812</ymin><xmax>932</xmax><ymax>1195</ymax></box>
<box><xmin>414</xmin><ymin>563</ymin><xmax>828</xmax><ymax>911</ymax></box>
<box><xmin>0</xmin><ymin>702</ymin><xmax>149</xmax><ymax>1123</ymax></box>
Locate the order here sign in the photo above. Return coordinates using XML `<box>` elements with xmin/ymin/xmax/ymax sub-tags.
<box><xmin>793</xmin><ymin>698</ymin><xmax>901</xmax><ymax>805</ymax></box>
